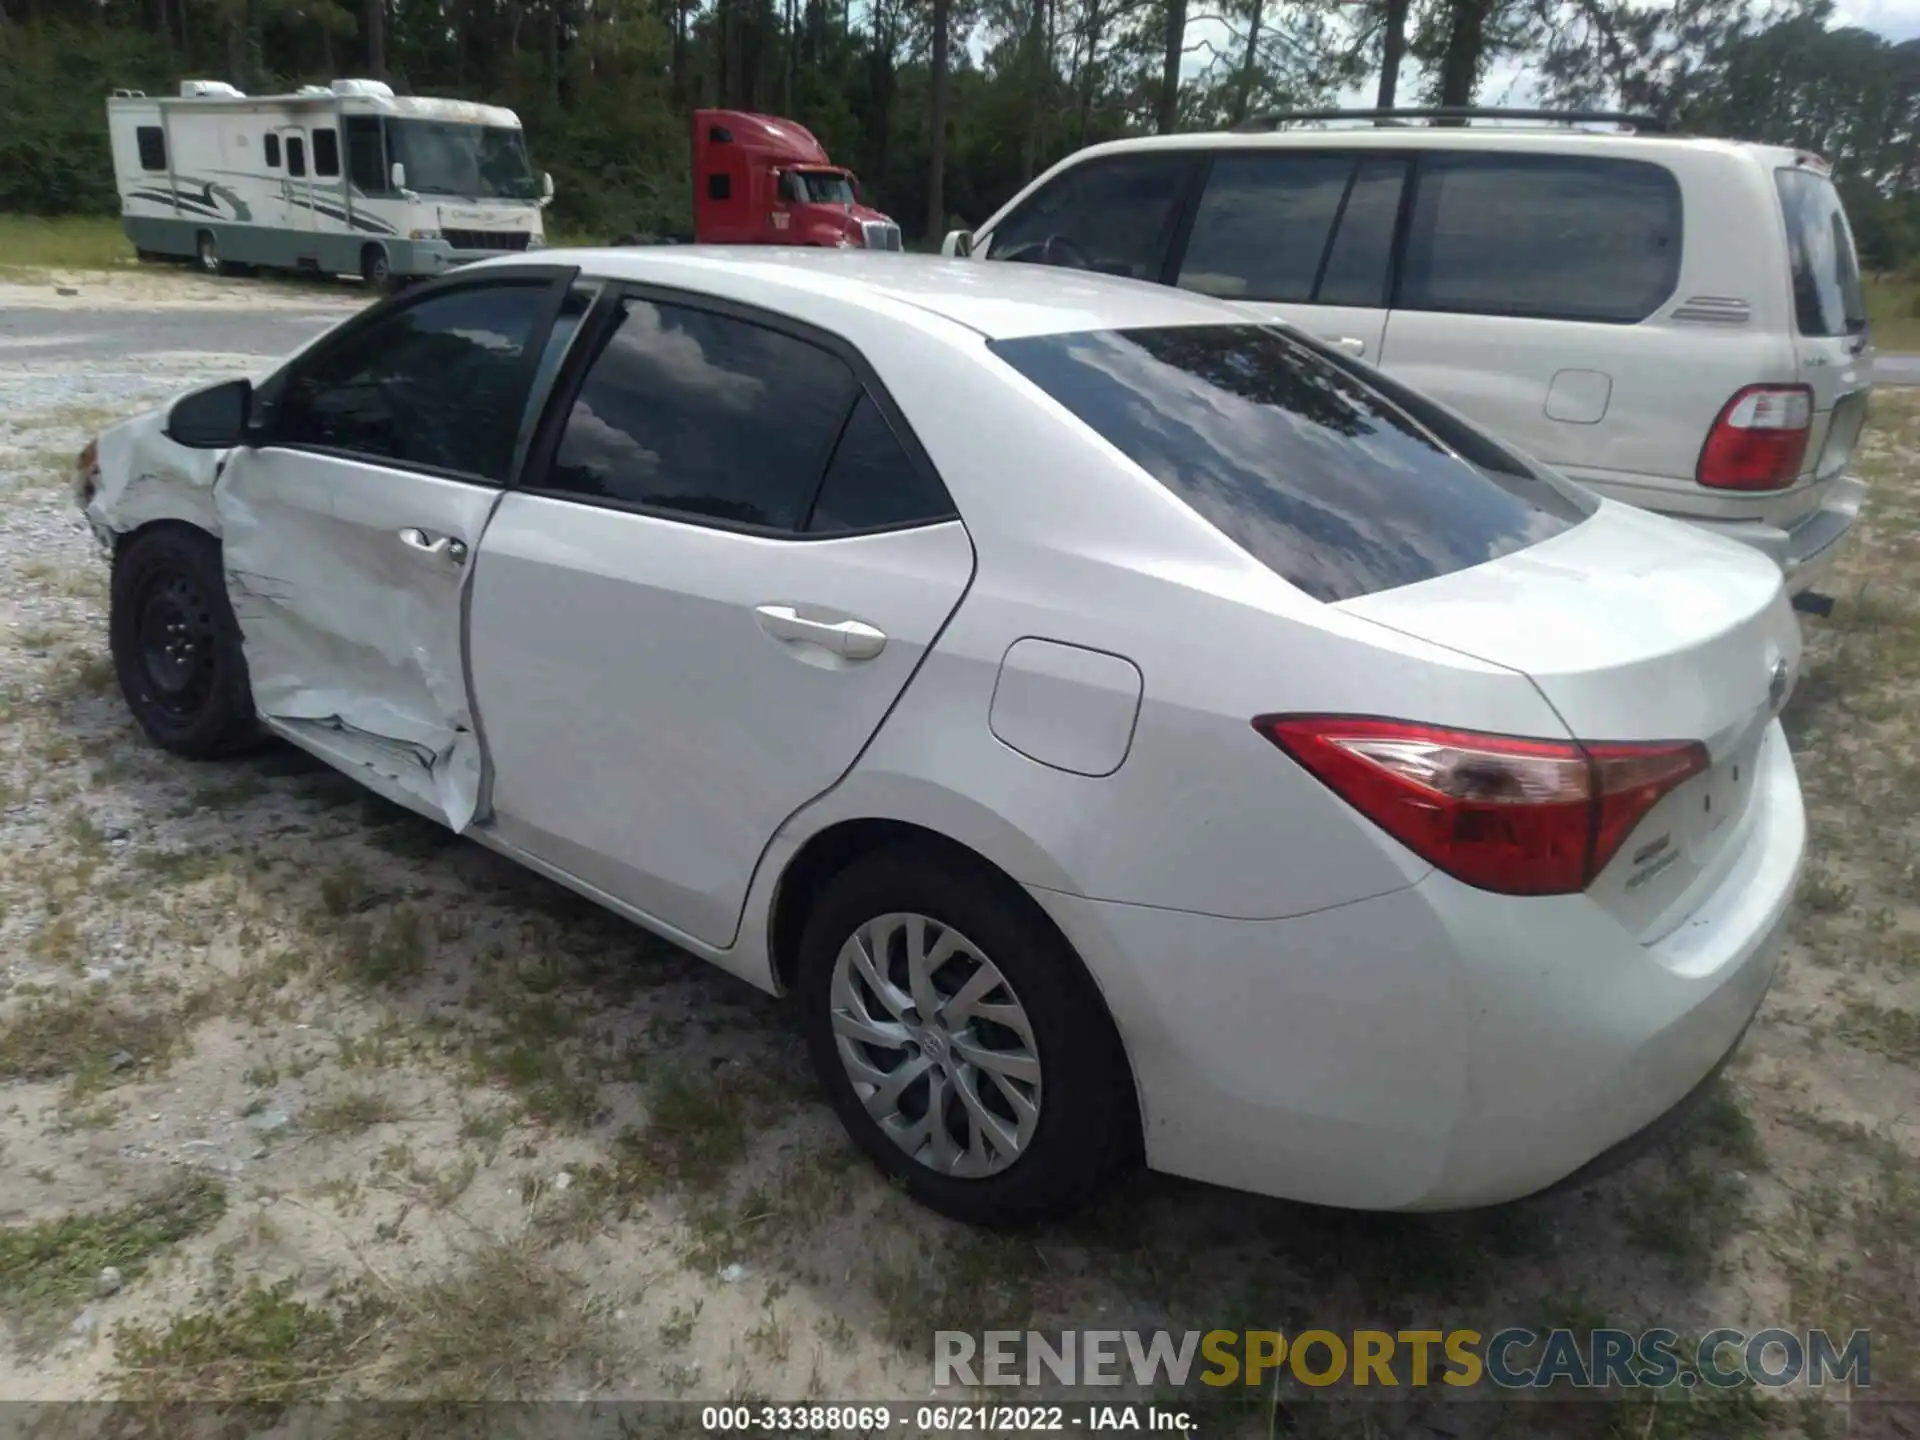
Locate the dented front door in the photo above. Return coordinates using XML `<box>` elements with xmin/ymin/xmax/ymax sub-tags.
<box><xmin>212</xmin><ymin>273</ymin><xmax>572</xmax><ymax>830</ymax></box>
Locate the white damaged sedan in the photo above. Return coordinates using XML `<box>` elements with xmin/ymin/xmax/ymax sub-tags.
<box><xmin>77</xmin><ymin>250</ymin><xmax>1805</xmax><ymax>1224</ymax></box>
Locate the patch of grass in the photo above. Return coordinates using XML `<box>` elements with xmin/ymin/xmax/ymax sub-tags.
<box><xmin>384</xmin><ymin>1237</ymin><xmax>613</xmax><ymax>1399</ymax></box>
<box><xmin>1798</xmin><ymin>866</ymin><xmax>1856</xmax><ymax>915</ymax></box>
<box><xmin>0</xmin><ymin>1174</ymin><xmax>226</xmax><ymax>1348</ymax></box>
<box><xmin>114</xmin><ymin>1279</ymin><xmax>387</xmax><ymax>1405</ymax></box>
<box><xmin>0</xmin><ymin>215</ymin><xmax>136</xmax><ymax>273</ymax></box>
<box><xmin>341</xmin><ymin>908</ymin><xmax>428</xmax><ymax>988</ymax></box>
<box><xmin>1866</xmin><ymin>271</ymin><xmax>1920</xmax><ymax>351</ymax></box>
<box><xmin>1622</xmin><ymin>1081</ymin><xmax>1761</xmax><ymax>1275</ymax></box>
<box><xmin>0</xmin><ymin>988</ymin><xmax>182</xmax><ymax>1084</ymax></box>
<box><xmin>304</xmin><ymin>1088</ymin><xmax>404</xmax><ymax>1137</ymax></box>
<box><xmin>1834</xmin><ymin>1000</ymin><xmax>1920</xmax><ymax>1064</ymax></box>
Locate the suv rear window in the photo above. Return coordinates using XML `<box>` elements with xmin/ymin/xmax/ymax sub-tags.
<box><xmin>1774</xmin><ymin>168</ymin><xmax>1867</xmax><ymax>339</ymax></box>
<box><xmin>1399</xmin><ymin>153</ymin><xmax>1681</xmax><ymax>324</ymax></box>
<box><xmin>992</xmin><ymin>325</ymin><xmax>1594</xmax><ymax>603</ymax></box>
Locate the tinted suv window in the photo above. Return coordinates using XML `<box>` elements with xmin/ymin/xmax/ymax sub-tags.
<box><xmin>1177</xmin><ymin>154</ymin><xmax>1354</xmax><ymax>302</ymax></box>
<box><xmin>542</xmin><ymin>299</ymin><xmax>859</xmax><ymax>530</ymax></box>
<box><xmin>806</xmin><ymin>395</ymin><xmax>956</xmax><ymax>533</ymax></box>
<box><xmin>1775</xmin><ymin>168</ymin><xmax>1867</xmax><ymax>339</ymax></box>
<box><xmin>1399</xmin><ymin>154</ymin><xmax>1681</xmax><ymax>323</ymax></box>
<box><xmin>992</xmin><ymin>326</ymin><xmax>1591</xmax><ymax>603</ymax></box>
<box><xmin>987</xmin><ymin>156</ymin><xmax>1194</xmax><ymax>281</ymax></box>
<box><xmin>277</xmin><ymin>282</ymin><xmax>551</xmax><ymax>482</ymax></box>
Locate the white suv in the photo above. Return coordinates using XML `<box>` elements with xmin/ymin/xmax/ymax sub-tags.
<box><xmin>943</xmin><ymin>109</ymin><xmax>1874</xmax><ymax>605</ymax></box>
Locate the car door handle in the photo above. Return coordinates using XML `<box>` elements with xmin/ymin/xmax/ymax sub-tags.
<box><xmin>398</xmin><ymin>528</ymin><xmax>467</xmax><ymax>565</ymax></box>
<box><xmin>1322</xmin><ymin>335</ymin><xmax>1367</xmax><ymax>357</ymax></box>
<box><xmin>754</xmin><ymin>604</ymin><xmax>887</xmax><ymax>661</ymax></box>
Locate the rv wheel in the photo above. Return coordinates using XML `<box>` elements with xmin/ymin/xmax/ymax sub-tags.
<box><xmin>195</xmin><ymin>231</ymin><xmax>223</xmax><ymax>277</ymax></box>
<box><xmin>361</xmin><ymin>245</ymin><xmax>400</xmax><ymax>293</ymax></box>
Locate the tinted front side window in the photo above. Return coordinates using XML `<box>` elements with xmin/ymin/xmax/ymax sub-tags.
<box><xmin>1399</xmin><ymin>154</ymin><xmax>1681</xmax><ymax>323</ymax></box>
<box><xmin>543</xmin><ymin>300</ymin><xmax>858</xmax><ymax>530</ymax></box>
<box><xmin>346</xmin><ymin>116</ymin><xmax>386</xmax><ymax>191</ymax></box>
<box><xmin>277</xmin><ymin>282</ymin><xmax>550</xmax><ymax>482</ymax></box>
<box><xmin>806</xmin><ymin>395</ymin><xmax>956</xmax><ymax>533</ymax></box>
<box><xmin>1775</xmin><ymin>168</ymin><xmax>1866</xmax><ymax>339</ymax></box>
<box><xmin>992</xmin><ymin>326</ymin><xmax>1588</xmax><ymax>603</ymax></box>
<box><xmin>1177</xmin><ymin>154</ymin><xmax>1354</xmax><ymax>302</ymax></box>
<box><xmin>987</xmin><ymin>156</ymin><xmax>1194</xmax><ymax>281</ymax></box>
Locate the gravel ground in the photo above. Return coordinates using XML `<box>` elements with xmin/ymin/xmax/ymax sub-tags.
<box><xmin>2</xmin><ymin>270</ymin><xmax>1918</xmax><ymax>1435</ymax></box>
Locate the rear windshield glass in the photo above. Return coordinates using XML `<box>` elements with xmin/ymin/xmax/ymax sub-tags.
<box><xmin>991</xmin><ymin>325</ymin><xmax>1594</xmax><ymax>603</ymax></box>
<box><xmin>1775</xmin><ymin>169</ymin><xmax>1867</xmax><ymax>339</ymax></box>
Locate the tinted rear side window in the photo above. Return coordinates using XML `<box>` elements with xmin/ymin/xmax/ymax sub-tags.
<box><xmin>1176</xmin><ymin>154</ymin><xmax>1353</xmax><ymax>302</ymax></box>
<box><xmin>806</xmin><ymin>394</ymin><xmax>956</xmax><ymax>533</ymax></box>
<box><xmin>542</xmin><ymin>298</ymin><xmax>859</xmax><ymax>530</ymax></box>
<box><xmin>992</xmin><ymin>325</ymin><xmax>1590</xmax><ymax>603</ymax></box>
<box><xmin>1774</xmin><ymin>168</ymin><xmax>1867</xmax><ymax>339</ymax></box>
<box><xmin>1399</xmin><ymin>154</ymin><xmax>1681</xmax><ymax>323</ymax></box>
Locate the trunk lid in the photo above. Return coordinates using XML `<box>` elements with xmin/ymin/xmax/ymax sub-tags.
<box><xmin>1338</xmin><ymin>500</ymin><xmax>1800</xmax><ymax>939</ymax></box>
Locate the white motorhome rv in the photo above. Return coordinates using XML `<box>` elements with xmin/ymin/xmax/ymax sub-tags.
<box><xmin>107</xmin><ymin>78</ymin><xmax>554</xmax><ymax>288</ymax></box>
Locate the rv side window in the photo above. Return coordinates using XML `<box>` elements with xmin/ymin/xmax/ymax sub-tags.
<box><xmin>287</xmin><ymin>137</ymin><xmax>307</xmax><ymax>178</ymax></box>
<box><xmin>346</xmin><ymin>117</ymin><xmax>385</xmax><ymax>191</ymax></box>
<box><xmin>313</xmin><ymin>128</ymin><xmax>341</xmax><ymax>178</ymax></box>
<box><xmin>136</xmin><ymin>127</ymin><xmax>166</xmax><ymax>172</ymax></box>
<box><xmin>264</xmin><ymin>133</ymin><xmax>281</xmax><ymax>168</ymax></box>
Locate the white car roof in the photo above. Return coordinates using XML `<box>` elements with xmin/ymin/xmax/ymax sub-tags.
<box><xmin>501</xmin><ymin>247</ymin><xmax>1261</xmax><ymax>341</ymax></box>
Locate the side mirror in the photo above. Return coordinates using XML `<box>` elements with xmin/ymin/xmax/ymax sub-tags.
<box><xmin>389</xmin><ymin>160</ymin><xmax>407</xmax><ymax>191</ymax></box>
<box><xmin>542</xmin><ymin>171</ymin><xmax>554</xmax><ymax>199</ymax></box>
<box><xmin>166</xmin><ymin>378</ymin><xmax>254</xmax><ymax>449</ymax></box>
<box><xmin>942</xmin><ymin>229</ymin><xmax>975</xmax><ymax>258</ymax></box>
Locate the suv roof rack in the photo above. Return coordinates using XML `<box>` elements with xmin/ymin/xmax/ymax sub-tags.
<box><xmin>1233</xmin><ymin>106</ymin><xmax>1667</xmax><ymax>135</ymax></box>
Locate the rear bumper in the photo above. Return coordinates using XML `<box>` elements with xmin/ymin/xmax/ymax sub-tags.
<box><xmin>1030</xmin><ymin>718</ymin><xmax>1804</xmax><ymax>1211</ymax></box>
<box><xmin>1672</xmin><ymin>475</ymin><xmax>1866</xmax><ymax>596</ymax></box>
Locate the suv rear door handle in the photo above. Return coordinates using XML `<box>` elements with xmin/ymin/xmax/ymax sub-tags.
<box><xmin>755</xmin><ymin>604</ymin><xmax>887</xmax><ymax>661</ymax></box>
<box><xmin>1323</xmin><ymin>335</ymin><xmax>1367</xmax><ymax>357</ymax></box>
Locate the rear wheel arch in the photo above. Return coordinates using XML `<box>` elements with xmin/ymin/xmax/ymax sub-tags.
<box><xmin>769</xmin><ymin>817</ymin><xmax>1142</xmax><ymax>1123</ymax></box>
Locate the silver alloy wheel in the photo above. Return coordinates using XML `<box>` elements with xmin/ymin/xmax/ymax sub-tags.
<box><xmin>828</xmin><ymin>911</ymin><xmax>1041</xmax><ymax>1178</ymax></box>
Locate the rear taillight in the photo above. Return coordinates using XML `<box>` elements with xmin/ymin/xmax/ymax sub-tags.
<box><xmin>1254</xmin><ymin>716</ymin><xmax>1708</xmax><ymax>896</ymax></box>
<box><xmin>1697</xmin><ymin>385</ymin><xmax>1812</xmax><ymax>491</ymax></box>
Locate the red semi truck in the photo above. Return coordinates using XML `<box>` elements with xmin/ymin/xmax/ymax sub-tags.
<box><xmin>616</xmin><ymin>110</ymin><xmax>904</xmax><ymax>249</ymax></box>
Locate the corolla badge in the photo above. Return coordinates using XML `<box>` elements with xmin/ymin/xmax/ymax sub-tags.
<box><xmin>1769</xmin><ymin>657</ymin><xmax>1790</xmax><ymax>711</ymax></box>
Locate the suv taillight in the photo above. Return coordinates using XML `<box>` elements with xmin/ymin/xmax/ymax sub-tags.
<box><xmin>1254</xmin><ymin>716</ymin><xmax>1707</xmax><ymax>896</ymax></box>
<box><xmin>1698</xmin><ymin>385</ymin><xmax>1812</xmax><ymax>491</ymax></box>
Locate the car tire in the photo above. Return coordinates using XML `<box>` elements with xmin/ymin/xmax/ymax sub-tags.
<box><xmin>797</xmin><ymin>845</ymin><xmax>1139</xmax><ymax>1226</ymax></box>
<box><xmin>110</xmin><ymin>526</ymin><xmax>258</xmax><ymax>759</ymax></box>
